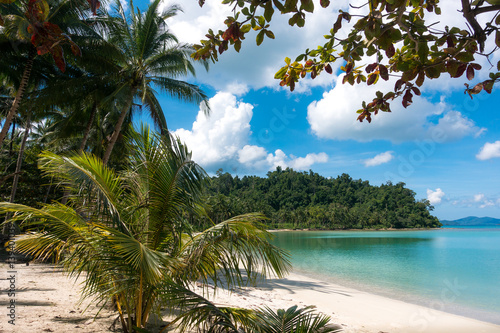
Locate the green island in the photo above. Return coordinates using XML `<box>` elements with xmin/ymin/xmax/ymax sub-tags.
<box><xmin>197</xmin><ymin>168</ymin><xmax>441</xmax><ymax>230</ymax></box>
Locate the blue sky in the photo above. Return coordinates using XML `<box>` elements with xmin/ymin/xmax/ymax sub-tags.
<box><xmin>134</xmin><ymin>0</ymin><xmax>500</xmax><ymax>220</ymax></box>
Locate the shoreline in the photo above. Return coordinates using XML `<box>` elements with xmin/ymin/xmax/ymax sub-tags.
<box><xmin>267</xmin><ymin>227</ymin><xmax>443</xmax><ymax>232</ymax></box>
<box><xmin>2</xmin><ymin>263</ymin><xmax>499</xmax><ymax>333</ymax></box>
<box><xmin>208</xmin><ymin>270</ymin><xmax>500</xmax><ymax>333</ymax></box>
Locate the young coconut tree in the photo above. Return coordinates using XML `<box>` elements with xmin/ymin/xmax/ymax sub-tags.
<box><xmin>1</xmin><ymin>126</ymin><xmax>290</xmax><ymax>332</ymax></box>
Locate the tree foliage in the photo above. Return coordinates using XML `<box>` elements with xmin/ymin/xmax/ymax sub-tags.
<box><xmin>1</xmin><ymin>127</ymin><xmax>292</xmax><ymax>332</ymax></box>
<box><xmin>195</xmin><ymin>168</ymin><xmax>441</xmax><ymax>230</ymax></box>
<box><xmin>193</xmin><ymin>0</ymin><xmax>500</xmax><ymax>122</ymax></box>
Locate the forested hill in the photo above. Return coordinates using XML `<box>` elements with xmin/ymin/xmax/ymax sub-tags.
<box><xmin>194</xmin><ymin>167</ymin><xmax>441</xmax><ymax>230</ymax></box>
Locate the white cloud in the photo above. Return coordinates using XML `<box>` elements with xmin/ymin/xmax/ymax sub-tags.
<box><xmin>174</xmin><ymin>92</ymin><xmax>328</xmax><ymax>172</ymax></box>
<box><xmin>427</xmin><ymin>188</ymin><xmax>445</xmax><ymax>205</ymax></box>
<box><xmin>160</xmin><ymin>0</ymin><xmax>348</xmax><ymax>90</ymax></box>
<box><xmin>364</xmin><ymin>151</ymin><xmax>394</xmax><ymax>167</ymax></box>
<box><xmin>476</xmin><ymin>141</ymin><xmax>500</xmax><ymax>160</ymax></box>
<box><xmin>307</xmin><ymin>76</ymin><xmax>484</xmax><ymax>143</ymax></box>
<box><xmin>473</xmin><ymin>193</ymin><xmax>496</xmax><ymax>208</ymax></box>
<box><xmin>474</xmin><ymin>194</ymin><xmax>485</xmax><ymax>202</ymax></box>
<box><xmin>289</xmin><ymin>152</ymin><xmax>329</xmax><ymax>170</ymax></box>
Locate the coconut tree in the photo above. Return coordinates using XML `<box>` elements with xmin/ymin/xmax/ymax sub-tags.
<box><xmin>0</xmin><ymin>0</ymin><xmax>91</xmax><ymax>148</ymax></box>
<box><xmin>97</xmin><ymin>0</ymin><xmax>209</xmax><ymax>164</ymax></box>
<box><xmin>0</xmin><ymin>126</ymin><xmax>290</xmax><ymax>332</ymax></box>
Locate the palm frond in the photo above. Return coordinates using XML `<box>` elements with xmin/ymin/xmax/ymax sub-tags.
<box><xmin>179</xmin><ymin>214</ymin><xmax>291</xmax><ymax>289</ymax></box>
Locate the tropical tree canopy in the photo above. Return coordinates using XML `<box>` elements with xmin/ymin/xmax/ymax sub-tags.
<box><xmin>192</xmin><ymin>0</ymin><xmax>500</xmax><ymax>122</ymax></box>
<box><xmin>0</xmin><ymin>126</ymin><xmax>291</xmax><ymax>332</ymax></box>
<box><xmin>94</xmin><ymin>0</ymin><xmax>210</xmax><ymax>163</ymax></box>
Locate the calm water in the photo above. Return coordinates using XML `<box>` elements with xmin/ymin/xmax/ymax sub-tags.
<box><xmin>271</xmin><ymin>227</ymin><xmax>500</xmax><ymax>324</ymax></box>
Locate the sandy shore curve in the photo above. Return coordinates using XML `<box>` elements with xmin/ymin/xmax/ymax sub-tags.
<box><xmin>1</xmin><ymin>263</ymin><xmax>499</xmax><ymax>332</ymax></box>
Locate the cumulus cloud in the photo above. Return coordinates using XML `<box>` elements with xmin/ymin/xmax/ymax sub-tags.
<box><xmin>160</xmin><ymin>0</ymin><xmax>349</xmax><ymax>90</ymax></box>
<box><xmin>476</xmin><ymin>141</ymin><xmax>500</xmax><ymax>160</ymax></box>
<box><xmin>364</xmin><ymin>151</ymin><xmax>394</xmax><ymax>167</ymax></box>
<box><xmin>307</xmin><ymin>76</ymin><xmax>484</xmax><ymax>143</ymax></box>
<box><xmin>173</xmin><ymin>92</ymin><xmax>328</xmax><ymax>172</ymax></box>
<box><xmin>427</xmin><ymin>188</ymin><xmax>445</xmax><ymax>205</ymax></box>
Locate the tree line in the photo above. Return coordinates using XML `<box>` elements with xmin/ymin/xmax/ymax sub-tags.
<box><xmin>193</xmin><ymin>167</ymin><xmax>441</xmax><ymax>230</ymax></box>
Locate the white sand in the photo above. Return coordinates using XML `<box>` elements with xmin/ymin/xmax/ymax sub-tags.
<box><xmin>2</xmin><ymin>263</ymin><xmax>499</xmax><ymax>333</ymax></box>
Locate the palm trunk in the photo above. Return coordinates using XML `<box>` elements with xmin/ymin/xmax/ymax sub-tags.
<box><xmin>0</xmin><ymin>47</ymin><xmax>36</xmax><ymax>148</ymax></box>
<box><xmin>102</xmin><ymin>88</ymin><xmax>136</xmax><ymax>165</ymax></box>
<box><xmin>2</xmin><ymin>115</ymin><xmax>31</xmax><ymax>234</ymax></box>
<box><xmin>61</xmin><ymin>103</ymin><xmax>97</xmax><ymax>204</ymax></box>
<box><xmin>9</xmin><ymin>120</ymin><xmax>16</xmax><ymax>156</ymax></box>
<box><xmin>79</xmin><ymin>102</ymin><xmax>97</xmax><ymax>153</ymax></box>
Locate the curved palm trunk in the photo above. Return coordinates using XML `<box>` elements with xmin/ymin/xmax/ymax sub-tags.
<box><xmin>102</xmin><ymin>89</ymin><xmax>136</xmax><ymax>165</ymax></box>
<box><xmin>9</xmin><ymin>120</ymin><xmax>16</xmax><ymax>156</ymax></box>
<box><xmin>2</xmin><ymin>115</ymin><xmax>31</xmax><ymax>234</ymax></box>
<box><xmin>0</xmin><ymin>47</ymin><xmax>36</xmax><ymax>148</ymax></box>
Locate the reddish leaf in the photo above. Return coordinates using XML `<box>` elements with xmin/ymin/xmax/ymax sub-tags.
<box><xmin>415</xmin><ymin>71</ymin><xmax>425</xmax><ymax>87</ymax></box>
<box><xmin>394</xmin><ymin>79</ymin><xmax>404</xmax><ymax>91</ymax></box>
<box><xmin>402</xmin><ymin>90</ymin><xmax>413</xmax><ymax>108</ymax></box>
<box><xmin>345</xmin><ymin>62</ymin><xmax>353</xmax><ymax>73</ymax></box>
<box><xmin>311</xmin><ymin>67</ymin><xmax>317</xmax><ymax>79</ymax></box>
<box><xmin>51</xmin><ymin>45</ymin><xmax>66</xmax><ymax>72</ymax></box>
<box><xmin>411</xmin><ymin>87</ymin><xmax>421</xmax><ymax>96</ymax></box>
<box><xmin>466</xmin><ymin>65</ymin><xmax>475</xmax><ymax>80</ymax></box>
<box><xmin>367</xmin><ymin>73</ymin><xmax>378</xmax><ymax>85</ymax></box>
<box><xmin>379</xmin><ymin>65</ymin><xmax>389</xmax><ymax>81</ymax></box>
<box><xmin>324</xmin><ymin>63</ymin><xmax>332</xmax><ymax>74</ymax></box>
<box><xmin>366</xmin><ymin>63</ymin><xmax>377</xmax><ymax>73</ymax></box>
<box><xmin>385</xmin><ymin>44</ymin><xmax>395</xmax><ymax>58</ymax></box>
<box><xmin>446</xmin><ymin>36</ymin><xmax>454</xmax><ymax>48</ymax></box>
<box><xmin>333</xmin><ymin>14</ymin><xmax>342</xmax><ymax>34</ymax></box>
<box><xmin>483</xmin><ymin>80</ymin><xmax>494</xmax><ymax>94</ymax></box>
<box><xmin>87</xmin><ymin>0</ymin><xmax>101</xmax><ymax>15</ymax></box>
<box><xmin>27</xmin><ymin>0</ymin><xmax>50</xmax><ymax>22</ymax></box>
<box><xmin>470</xmin><ymin>63</ymin><xmax>482</xmax><ymax>70</ymax></box>
<box><xmin>454</xmin><ymin>63</ymin><xmax>467</xmax><ymax>78</ymax></box>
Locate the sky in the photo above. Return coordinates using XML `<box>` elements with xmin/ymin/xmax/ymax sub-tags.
<box><xmin>133</xmin><ymin>0</ymin><xmax>500</xmax><ymax>220</ymax></box>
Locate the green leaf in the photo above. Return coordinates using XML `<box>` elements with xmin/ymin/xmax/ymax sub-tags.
<box><xmin>485</xmin><ymin>0</ymin><xmax>500</xmax><ymax>4</ymax></box>
<box><xmin>274</xmin><ymin>66</ymin><xmax>288</xmax><ymax>79</ymax></box>
<box><xmin>256</xmin><ymin>30</ymin><xmax>265</xmax><ymax>46</ymax></box>
<box><xmin>300</xmin><ymin>0</ymin><xmax>314</xmax><ymax>13</ymax></box>
<box><xmin>496</xmin><ymin>31</ymin><xmax>500</xmax><ymax>48</ymax></box>
<box><xmin>258</xmin><ymin>15</ymin><xmax>265</xmax><ymax>27</ymax></box>
<box><xmin>265</xmin><ymin>30</ymin><xmax>275</xmax><ymax>39</ymax></box>
<box><xmin>455</xmin><ymin>52</ymin><xmax>474</xmax><ymax>62</ymax></box>
<box><xmin>320</xmin><ymin>0</ymin><xmax>330</xmax><ymax>7</ymax></box>
<box><xmin>234</xmin><ymin>40</ymin><xmax>242</xmax><ymax>52</ymax></box>
<box><xmin>240</xmin><ymin>24</ymin><xmax>251</xmax><ymax>33</ymax></box>
<box><xmin>264</xmin><ymin>1</ymin><xmax>274</xmax><ymax>22</ymax></box>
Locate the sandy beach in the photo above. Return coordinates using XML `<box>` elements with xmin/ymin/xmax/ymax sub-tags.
<box><xmin>1</xmin><ymin>263</ymin><xmax>499</xmax><ymax>333</ymax></box>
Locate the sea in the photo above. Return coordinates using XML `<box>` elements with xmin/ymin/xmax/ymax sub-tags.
<box><xmin>271</xmin><ymin>226</ymin><xmax>500</xmax><ymax>324</ymax></box>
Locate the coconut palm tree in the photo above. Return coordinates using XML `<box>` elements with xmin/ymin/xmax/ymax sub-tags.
<box><xmin>0</xmin><ymin>0</ymin><xmax>94</xmax><ymax>148</ymax></box>
<box><xmin>96</xmin><ymin>0</ymin><xmax>209</xmax><ymax>164</ymax></box>
<box><xmin>1</xmin><ymin>126</ymin><xmax>290</xmax><ymax>332</ymax></box>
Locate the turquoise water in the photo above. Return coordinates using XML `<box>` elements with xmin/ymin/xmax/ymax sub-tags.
<box><xmin>271</xmin><ymin>227</ymin><xmax>500</xmax><ymax>324</ymax></box>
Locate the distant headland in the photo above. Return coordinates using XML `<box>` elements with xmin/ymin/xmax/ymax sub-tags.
<box><xmin>440</xmin><ymin>216</ymin><xmax>500</xmax><ymax>226</ymax></box>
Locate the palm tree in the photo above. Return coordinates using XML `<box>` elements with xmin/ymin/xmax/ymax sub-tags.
<box><xmin>96</xmin><ymin>0</ymin><xmax>209</xmax><ymax>164</ymax></box>
<box><xmin>1</xmin><ymin>126</ymin><xmax>290</xmax><ymax>332</ymax></box>
<box><xmin>0</xmin><ymin>0</ymin><xmax>92</xmax><ymax>148</ymax></box>
<box><xmin>248</xmin><ymin>306</ymin><xmax>342</xmax><ymax>333</ymax></box>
